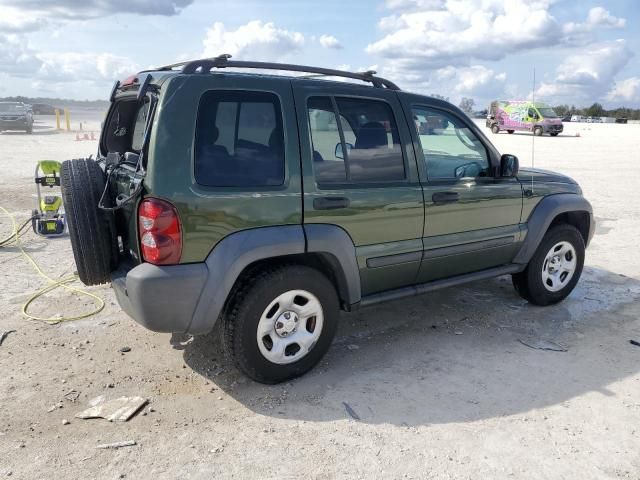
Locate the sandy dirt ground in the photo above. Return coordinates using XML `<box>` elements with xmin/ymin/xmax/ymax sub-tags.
<box><xmin>1</xmin><ymin>115</ymin><xmax>640</xmax><ymax>479</ymax></box>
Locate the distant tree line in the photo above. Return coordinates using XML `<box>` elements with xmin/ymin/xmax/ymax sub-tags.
<box><xmin>0</xmin><ymin>96</ymin><xmax>109</xmax><ymax>109</ymax></box>
<box><xmin>547</xmin><ymin>103</ymin><xmax>639</xmax><ymax>120</ymax></box>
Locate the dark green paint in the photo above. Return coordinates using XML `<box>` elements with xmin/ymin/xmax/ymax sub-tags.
<box><xmin>107</xmin><ymin>70</ymin><xmax>583</xmax><ymax>295</ymax></box>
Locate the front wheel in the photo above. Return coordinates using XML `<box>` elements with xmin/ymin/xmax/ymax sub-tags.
<box><xmin>534</xmin><ymin>126</ymin><xmax>543</xmax><ymax>136</ymax></box>
<box><xmin>223</xmin><ymin>265</ymin><xmax>339</xmax><ymax>384</ymax></box>
<box><xmin>550</xmin><ymin>132</ymin><xmax>559</xmax><ymax>136</ymax></box>
<box><xmin>512</xmin><ymin>224</ymin><xmax>585</xmax><ymax>306</ymax></box>
<box><xmin>491</xmin><ymin>124</ymin><xmax>500</xmax><ymax>134</ymax></box>
<box><xmin>507</xmin><ymin>130</ymin><xmax>514</xmax><ymax>134</ymax></box>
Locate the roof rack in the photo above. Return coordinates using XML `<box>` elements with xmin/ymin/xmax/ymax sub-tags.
<box><xmin>153</xmin><ymin>54</ymin><xmax>400</xmax><ymax>90</ymax></box>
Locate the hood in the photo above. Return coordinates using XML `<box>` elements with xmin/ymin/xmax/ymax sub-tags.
<box><xmin>517</xmin><ymin>167</ymin><xmax>577</xmax><ymax>185</ymax></box>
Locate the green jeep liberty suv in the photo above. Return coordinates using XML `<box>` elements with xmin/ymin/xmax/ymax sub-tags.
<box><xmin>61</xmin><ymin>56</ymin><xmax>594</xmax><ymax>384</ymax></box>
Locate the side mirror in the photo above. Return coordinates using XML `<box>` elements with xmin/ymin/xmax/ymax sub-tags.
<box><xmin>335</xmin><ymin>142</ymin><xmax>353</xmax><ymax>160</ymax></box>
<box><xmin>500</xmin><ymin>154</ymin><xmax>519</xmax><ymax>177</ymax></box>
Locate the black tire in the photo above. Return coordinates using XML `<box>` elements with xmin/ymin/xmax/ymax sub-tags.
<box><xmin>550</xmin><ymin>132</ymin><xmax>559</xmax><ymax>137</ymax></box>
<box><xmin>512</xmin><ymin>224</ymin><xmax>585</xmax><ymax>306</ymax></box>
<box><xmin>223</xmin><ymin>265</ymin><xmax>339</xmax><ymax>384</ymax></box>
<box><xmin>534</xmin><ymin>126</ymin><xmax>543</xmax><ymax>136</ymax></box>
<box><xmin>507</xmin><ymin>130</ymin><xmax>514</xmax><ymax>134</ymax></box>
<box><xmin>491</xmin><ymin>124</ymin><xmax>500</xmax><ymax>134</ymax></box>
<box><xmin>61</xmin><ymin>158</ymin><xmax>118</xmax><ymax>286</ymax></box>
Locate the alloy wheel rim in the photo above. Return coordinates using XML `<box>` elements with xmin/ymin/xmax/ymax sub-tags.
<box><xmin>256</xmin><ymin>289</ymin><xmax>324</xmax><ymax>365</ymax></box>
<box><xmin>541</xmin><ymin>241</ymin><xmax>577</xmax><ymax>292</ymax></box>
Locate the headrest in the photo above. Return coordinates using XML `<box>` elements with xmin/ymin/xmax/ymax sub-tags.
<box><xmin>355</xmin><ymin>122</ymin><xmax>387</xmax><ymax>149</ymax></box>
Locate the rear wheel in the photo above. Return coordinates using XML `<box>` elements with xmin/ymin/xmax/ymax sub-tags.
<box><xmin>512</xmin><ymin>224</ymin><xmax>585</xmax><ymax>306</ymax></box>
<box><xmin>534</xmin><ymin>126</ymin><xmax>543</xmax><ymax>136</ymax></box>
<box><xmin>507</xmin><ymin>130</ymin><xmax>514</xmax><ymax>134</ymax></box>
<box><xmin>61</xmin><ymin>158</ymin><xmax>118</xmax><ymax>286</ymax></box>
<box><xmin>550</xmin><ymin>132</ymin><xmax>559</xmax><ymax>136</ymax></box>
<box><xmin>491</xmin><ymin>124</ymin><xmax>500</xmax><ymax>134</ymax></box>
<box><xmin>223</xmin><ymin>265</ymin><xmax>339</xmax><ymax>384</ymax></box>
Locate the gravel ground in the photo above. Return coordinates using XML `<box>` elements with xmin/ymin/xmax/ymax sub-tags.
<box><xmin>1</xmin><ymin>115</ymin><xmax>639</xmax><ymax>479</ymax></box>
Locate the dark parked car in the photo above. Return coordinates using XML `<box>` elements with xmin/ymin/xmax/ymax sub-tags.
<box><xmin>60</xmin><ymin>56</ymin><xmax>594</xmax><ymax>384</ymax></box>
<box><xmin>0</xmin><ymin>102</ymin><xmax>34</xmax><ymax>133</ymax></box>
<box><xmin>32</xmin><ymin>103</ymin><xmax>57</xmax><ymax>115</ymax></box>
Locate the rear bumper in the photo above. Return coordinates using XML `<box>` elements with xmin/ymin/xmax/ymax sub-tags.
<box><xmin>111</xmin><ymin>261</ymin><xmax>209</xmax><ymax>334</ymax></box>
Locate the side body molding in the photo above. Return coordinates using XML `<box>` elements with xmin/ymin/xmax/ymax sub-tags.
<box><xmin>514</xmin><ymin>193</ymin><xmax>594</xmax><ymax>265</ymax></box>
<box><xmin>188</xmin><ymin>225</ymin><xmax>306</xmax><ymax>334</ymax></box>
<box><xmin>304</xmin><ymin>224</ymin><xmax>361</xmax><ymax>308</ymax></box>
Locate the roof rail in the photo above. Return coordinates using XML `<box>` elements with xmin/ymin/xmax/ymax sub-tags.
<box><xmin>154</xmin><ymin>54</ymin><xmax>400</xmax><ymax>90</ymax></box>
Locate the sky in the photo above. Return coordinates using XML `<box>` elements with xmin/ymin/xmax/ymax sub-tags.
<box><xmin>0</xmin><ymin>0</ymin><xmax>639</xmax><ymax>108</ymax></box>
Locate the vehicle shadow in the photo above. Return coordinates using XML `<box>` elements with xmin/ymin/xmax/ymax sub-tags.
<box><xmin>182</xmin><ymin>265</ymin><xmax>640</xmax><ymax>426</ymax></box>
<box><xmin>0</xmin><ymin>129</ymin><xmax>59</xmax><ymax>136</ymax></box>
<box><xmin>495</xmin><ymin>132</ymin><xmax>577</xmax><ymax>138</ymax></box>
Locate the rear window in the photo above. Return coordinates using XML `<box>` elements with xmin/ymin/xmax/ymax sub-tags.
<box><xmin>195</xmin><ymin>91</ymin><xmax>285</xmax><ymax>187</ymax></box>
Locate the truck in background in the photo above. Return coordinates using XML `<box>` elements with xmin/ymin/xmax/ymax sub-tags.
<box><xmin>486</xmin><ymin>100</ymin><xmax>563</xmax><ymax>136</ymax></box>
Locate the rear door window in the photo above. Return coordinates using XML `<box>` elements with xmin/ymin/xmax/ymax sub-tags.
<box><xmin>131</xmin><ymin>100</ymin><xmax>151</xmax><ymax>152</ymax></box>
<box><xmin>307</xmin><ymin>96</ymin><xmax>405</xmax><ymax>185</ymax></box>
<box><xmin>195</xmin><ymin>91</ymin><xmax>285</xmax><ymax>187</ymax></box>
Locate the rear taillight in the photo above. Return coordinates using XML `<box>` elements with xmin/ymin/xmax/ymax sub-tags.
<box><xmin>138</xmin><ymin>198</ymin><xmax>182</xmax><ymax>265</ymax></box>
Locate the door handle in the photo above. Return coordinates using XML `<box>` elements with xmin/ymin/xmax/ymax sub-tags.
<box><xmin>432</xmin><ymin>191</ymin><xmax>459</xmax><ymax>204</ymax></box>
<box><xmin>313</xmin><ymin>196</ymin><xmax>350</xmax><ymax>210</ymax></box>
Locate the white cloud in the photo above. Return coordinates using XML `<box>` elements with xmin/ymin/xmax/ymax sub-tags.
<box><xmin>0</xmin><ymin>0</ymin><xmax>193</xmax><ymax>33</ymax></box>
<box><xmin>440</xmin><ymin>65</ymin><xmax>506</xmax><ymax>97</ymax></box>
<box><xmin>368</xmin><ymin>0</ymin><xmax>563</xmax><ymax>68</ymax></box>
<box><xmin>562</xmin><ymin>7</ymin><xmax>625</xmax><ymax>44</ymax></box>
<box><xmin>587</xmin><ymin>7</ymin><xmax>625</xmax><ymax>29</ymax></box>
<box><xmin>536</xmin><ymin>40</ymin><xmax>632</xmax><ymax>102</ymax></box>
<box><xmin>0</xmin><ymin>0</ymin><xmax>193</xmax><ymax>20</ymax></box>
<box><xmin>0</xmin><ymin>6</ymin><xmax>46</xmax><ymax>32</ymax></box>
<box><xmin>0</xmin><ymin>31</ymin><xmax>136</xmax><ymax>93</ymax></box>
<box><xmin>0</xmin><ymin>34</ymin><xmax>42</xmax><ymax>76</ymax></box>
<box><xmin>368</xmin><ymin>1</ymin><xmax>628</xmax><ymax>72</ymax></box>
<box><xmin>606</xmin><ymin>77</ymin><xmax>640</xmax><ymax>103</ymax></box>
<box><xmin>383</xmin><ymin>0</ymin><xmax>446</xmax><ymax>10</ymax></box>
<box><xmin>379</xmin><ymin>62</ymin><xmax>505</xmax><ymax>104</ymax></box>
<box><xmin>37</xmin><ymin>52</ymin><xmax>137</xmax><ymax>83</ymax></box>
<box><xmin>319</xmin><ymin>34</ymin><xmax>342</xmax><ymax>49</ymax></box>
<box><xmin>202</xmin><ymin>21</ymin><xmax>304</xmax><ymax>61</ymax></box>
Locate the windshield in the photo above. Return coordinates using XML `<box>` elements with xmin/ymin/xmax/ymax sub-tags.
<box><xmin>536</xmin><ymin>107</ymin><xmax>558</xmax><ymax>118</ymax></box>
<box><xmin>0</xmin><ymin>103</ymin><xmax>26</xmax><ymax>113</ymax></box>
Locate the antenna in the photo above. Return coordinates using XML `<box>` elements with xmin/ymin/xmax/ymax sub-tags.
<box><xmin>530</xmin><ymin>67</ymin><xmax>536</xmax><ymax>194</ymax></box>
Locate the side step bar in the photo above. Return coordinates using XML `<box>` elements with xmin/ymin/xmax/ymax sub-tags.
<box><xmin>359</xmin><ymin>264</ymin><xmax>522</xmax><ymax>308</ymax></box>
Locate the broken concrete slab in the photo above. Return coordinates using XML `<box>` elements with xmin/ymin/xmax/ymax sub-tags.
<box><xmin>76</xmin><ymin>396</ymin><xmax>148</xmax><ymax>422</ymax></box>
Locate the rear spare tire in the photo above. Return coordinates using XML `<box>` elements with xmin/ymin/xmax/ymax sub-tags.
<box><xmin>61</xmin><ymin>158</ymin><xmax>118</xmax><ymax>285</ymax></box>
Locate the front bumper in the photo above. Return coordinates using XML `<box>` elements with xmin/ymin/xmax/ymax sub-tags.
<box><xmin>0</xmin><ymin>119</ymin><xmax>28</xmax><ymax>130</ymax></box>
<box><xmin>111</xmin><ymin>261</ymin><xmax>208</xmax><ymax>334</ymax></box>
<box><xmin>543</xmin><ymin>123</ymin><xmax>563</xmax><ymax>133</ymax></box>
